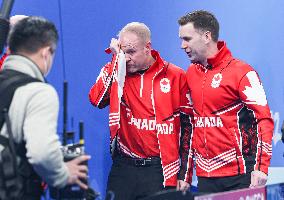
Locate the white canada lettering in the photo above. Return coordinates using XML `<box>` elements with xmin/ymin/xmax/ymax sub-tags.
<box><xmin>140</xmin><ymin>119</ymin><xmax>148</xmax><ymax>130</ymax></box>
<box><xmin>128</xmin><ymin>117</ymin><xmax>174</xmax><ymax>134</ymax></box>
<box><xmin>194</xmin><ymin>116</ymin><xmax>223</xmax><ymax>128</ymax></box>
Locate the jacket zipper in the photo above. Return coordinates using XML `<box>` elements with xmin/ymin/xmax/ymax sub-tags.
<box><xmin>140</xmin><ymin>74</ymin><xmax>144</xmax><ymax>97</ymax></box>
<box><xmin>202</xmin><ymin>69</ymin><xmax>210</xmax><ymax>176</ymax></box>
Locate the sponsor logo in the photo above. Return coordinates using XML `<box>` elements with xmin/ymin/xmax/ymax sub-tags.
<box><xmin>194</xmin><ymin>116</ymin><xmax>223</xmax><ymax>128</ymax></box>
<box><xmin>160</xmin><ymin>78</ymin><xmax>171</xmax><ymax>93</ymax></box>
<box><xmin>128</xmin><ymin>117</ymin><xmax>174</xmax><ymax>134</ymax></box>
<box><xmin>239</xmin><ymin>192</ymin><xmax>265</xmax><ymax>200</ymax></box>
<box><xmin>211</xmin><ymin>73</ymin><xmax>222</xmax><ymax>88</ymax></box>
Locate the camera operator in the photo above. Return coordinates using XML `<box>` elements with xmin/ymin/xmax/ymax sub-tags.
<box><xmin>0</xmin><ymin>16</ymin><xmax>90</xmax><ymax>199</ymax></box>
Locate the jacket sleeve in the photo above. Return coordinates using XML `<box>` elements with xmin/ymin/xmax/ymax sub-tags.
<box><xmin>89</xmin><ymin>55</ymin><xmax>117</xmax><ymax>109</ymax></box>
<box><xmin>24</xmin><ymin>84</ymin><xmax>68</xmax><ymax>188</ymax></box>
<box><xmin>178</xmin><ymin>72</ymin><xmax>195</xmax><ymax>184</ymax></box>
<box><xmin>238</xmin><ymin>70</ymin><xmax>274</xmax><ymax>174</ymax></box>
<box><xmin>0</xmin><ymin>53</ymin><xmax>8</xmax><ymax>70</ymax></box>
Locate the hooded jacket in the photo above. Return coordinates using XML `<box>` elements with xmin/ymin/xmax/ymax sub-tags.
<box><xmin>89</xmin><ymin>50</ymin><xmax>193</xmax><ymax>186</ymax></box>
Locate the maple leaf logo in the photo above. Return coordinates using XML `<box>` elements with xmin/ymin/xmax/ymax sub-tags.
<box><xmin>211</xmin><ymin>73</ymin><xmax>222</xmax><ymax>88</ymax></box>
<box><xmin>242</xmin><ymin>71</ymin><xmax>267</xmax><ymax>106</ymax></box>
<box><xmin>160</xmin><ymin>78</ymin><xmax>170</xmax><ymax>93</ymax></box>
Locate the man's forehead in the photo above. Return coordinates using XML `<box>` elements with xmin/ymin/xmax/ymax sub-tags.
<box><xmin>120</xmin><ymin>33</ymin><xmax>141</xmax><ymax>49</ymax></box>
<box><xmin>179</xmin><ymin>23</ymin><xmax>200</xmax><ymax>37</ymax></box>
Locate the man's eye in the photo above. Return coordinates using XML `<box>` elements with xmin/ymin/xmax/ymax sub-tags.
<box><xmin>184</xmin><ymin>37</ymin><xmax>191</xmax><ymax>42</ymax></box>
<box><xmin>126</xmin><ymin>50</ymin><xmax>135</xmax><ymax>55</ymax></box>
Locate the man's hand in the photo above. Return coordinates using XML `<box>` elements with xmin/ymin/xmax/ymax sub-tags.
<box><xmin>177</xmin><ymin>180</ymin><xmax>190</xmax><ymax>193</ymax></box>
<box><xmin>65</xmin><ymin>155</ymin><xmax>91</xmax><ymax>190</ymax></box>
<box><xmin>109</xmin><ymin>38</ymin><xmax>120</xmax><ymax>54</ymax></box>
<box><xmin>250</xmin><ymin>170</ymin><xmax>267</xmax><ymax>188</ymax></box>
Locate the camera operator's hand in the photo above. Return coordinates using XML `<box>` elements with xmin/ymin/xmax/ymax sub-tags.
<box><xmin>65</xmin><ymin>155</ymin><xmax>91</xmax><ymax>190</ymax></box>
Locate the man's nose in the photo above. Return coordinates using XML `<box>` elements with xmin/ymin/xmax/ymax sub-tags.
<box><xmin>181</xmin><ymin>40</ymin><xmax>187</xmax><ymax>49</ymax></box>
<box><xmin>125</xmin><ymin>55</ymin><xmax>131</xmax><ymax>62</ymax></box>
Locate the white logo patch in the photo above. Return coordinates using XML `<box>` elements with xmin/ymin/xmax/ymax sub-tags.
<box><xmin>211</xmin><ymin>73</ymin><xmax>222</xmax><ymax>88</ymax></box>
<box><xmin>160</xmin><ymin>78</ymin><xmax>171</xmax><ymax>93</ymax></box>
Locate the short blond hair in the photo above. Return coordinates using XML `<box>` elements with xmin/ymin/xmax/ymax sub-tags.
<box><xmin>118</xmin><ymin>22</ymin><xmax>151</xmax><ymax>44</ymax></box>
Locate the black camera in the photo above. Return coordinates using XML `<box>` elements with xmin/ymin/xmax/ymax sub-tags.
<box><xmin>50</xmin><ymin>143</ymin><xmax>84</xmax><ymax>199</ymax></box>
<box><xmin>50</xmin><ymin>82</ymin><xmax>99</xmax><ymax>199</ymax></box>
<box><xmin>50</xmin><ymin>143</ymin><xmax>98</xmax><ymax>200</ymax></box>
<box><xmin>62</xmin><ymin>143</ymin><xmax>85</xmax><ymax>162</ymax></box>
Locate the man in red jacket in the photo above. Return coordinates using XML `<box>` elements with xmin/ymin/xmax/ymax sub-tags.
<box><xmin>89</xmin><ymin>22</ymin><xmax>193</xmax><ymax>200</ymax></box>
<box><xmin>178</xmin><ymin>10</ymin><xmax>274</xmax><ymax>193</ymax></box>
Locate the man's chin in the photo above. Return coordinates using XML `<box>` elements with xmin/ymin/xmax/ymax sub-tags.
<box><xmin>190</xmin><ymin>58</ymin><xmax>198</xmax><ymax>63</ymax></box>
<box><xmin>127</xmin><ymin>70</ymin><xmax>136</xmax><ymax>74</ymax></box>
<box><xmin>126</xmin><ymin>67</ymin><xmax>135</xmax><ymax>74</ymax></box>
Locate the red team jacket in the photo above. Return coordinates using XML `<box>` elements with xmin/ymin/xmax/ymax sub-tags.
<box><xmin>89</xmin><ymin>50</ymin><xmax>192</xmax><ymax>186</ymax></box>
<box><xmin>186</xmin><ymin>41</ymin><xmax>274</xmax><ymax>182</ymax></box>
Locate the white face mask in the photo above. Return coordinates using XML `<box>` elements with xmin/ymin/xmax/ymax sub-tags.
<box><xmin>43</xmin><ymin>52</ymin><xmax>53</xmax><ymax>76</ymax></box>
<box><xmin>43</xmin><ymin>56</ymin><xmax>49</xmax><ymax>76</ymax></box>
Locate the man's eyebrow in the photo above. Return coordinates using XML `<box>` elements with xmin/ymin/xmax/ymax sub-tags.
<box><xmin>121</xmin><ymin>43</ymin><xmax>137</xmax><ymax>49</ymax></box>
<box><xmin>121</xmin><ymin>45</ymin><xmax>131</xmax><ymax>49</ymax></box>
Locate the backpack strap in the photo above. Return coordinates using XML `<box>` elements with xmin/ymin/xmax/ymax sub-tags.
<box><xmin>0</xmin><ymin>69</ymin><xmax>42</xmax><ymax>200</ymax></box>
<box><xmin>0</xmin><ymin>69</ymin><xmax>42</xmax><ymax>129</ymax></box>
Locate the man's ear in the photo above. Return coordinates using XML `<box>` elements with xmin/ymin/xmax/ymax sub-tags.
<box><xmin>203</xmin><ymin>31</ymin><xmax>212</xmax><ymax>44</ymax></box>
<box><xmin>145</xmin><ymin>41</ymin><xmax>152</xmax><ymax>54</ymax></box>
<box><xmin>40</xmin><ymin>46</ymin><xmax>50</xmax><ymax>59</ymax></box>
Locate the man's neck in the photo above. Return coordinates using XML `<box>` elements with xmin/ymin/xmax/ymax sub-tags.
<box><xmin>141</xmin><ymin>55</ymin><xmax>156</xmax><ymax>71</ymax></box>
<box><xmin>201</xmin><ymin>42</ymin><xmax>219</xmax><ymax>66</ymax></box>
<box><xmin>148</xmin><ymin>55</ymin><xmax>156</xmax><ymax>66</ymax></box>
<box><xmin>207</xmin><ymin>42</ymin><xmax>219</xmax><ymax>59</ymax></box>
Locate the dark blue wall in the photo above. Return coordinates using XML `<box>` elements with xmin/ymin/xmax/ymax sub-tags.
<box><xmin>10</xmin><ymin>0</ymin><xmax>284</xmax><ymax>198</ymax></box>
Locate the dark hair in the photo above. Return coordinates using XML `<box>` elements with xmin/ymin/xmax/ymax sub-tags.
<box><xmin>8</xmin><ymin>16</ymin><xmax>58</xmax><ymax>54</ymax></box>
<box><xmin>178</xmin><ymin>10</ymin><xmax>219</xmax><ymax>42</ymax></box>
